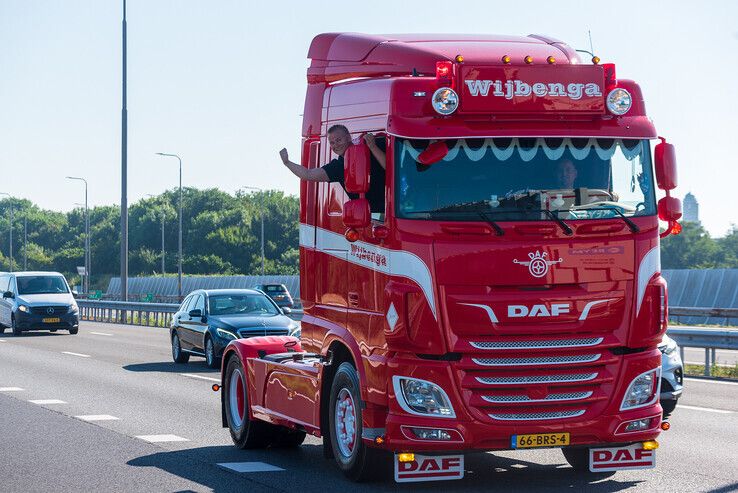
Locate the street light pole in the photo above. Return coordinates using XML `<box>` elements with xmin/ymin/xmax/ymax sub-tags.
<box><xmin>23</xmin><ymin>216</ymin><xmax>27</xmax><ymax>270</ymax></box>
<box><xmin>156</xmin><ymin>153</ymin><xmax>183</xmax><ymax>300</ymax></box>
<box><xmin>241</xmin><ymin>186</ymin><xmax>264</xmax><ymax>276</ymax></box>
<box><xmin>0</xmin><ymin>193</ymin><xmax>13</xmax><ymax>272</ymax></box>
<box><xmin>67</xmin><ymin>176</ymin><xmax>89</xmax><ymax>293</ymax></box>
<box><xmin>147</xmin><ymin>194</ymin><xmax>165</xmax><ymax>275</ymax></box>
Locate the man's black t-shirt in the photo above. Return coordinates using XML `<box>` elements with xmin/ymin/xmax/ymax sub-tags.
<box><xmin>321</xmin><ymin>140</ymin><xmax>386</xmax><ymax>213</ymax></box>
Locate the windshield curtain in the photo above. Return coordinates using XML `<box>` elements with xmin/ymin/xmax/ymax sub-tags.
<box><xmin>208</xmin><ymin>294</ymin><xmax>280</xmax><ymax>316</ymax></box>
<box><xmin>395</xmin><ymin>137</ymin><xmax>656</xmax><ymax>221</ymax></box>
<box><xmin>17</xmin><ymin>276</ymin><xmax>69</xmax><ymax>295</ymax></box>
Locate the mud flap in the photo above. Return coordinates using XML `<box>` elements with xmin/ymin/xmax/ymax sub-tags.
<box><xmin>589</xmin><ymin>443</ymin><xmax>656</xmax><ymax>472</ymax></box>
<box><xmin>394</xmin><ymin>454</ymin><xmax>464</xmax><ymax>483</ymax></box>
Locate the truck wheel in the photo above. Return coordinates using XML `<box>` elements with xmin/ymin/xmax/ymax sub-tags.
<box><xmin>328</xmin><ymin>362</ymin><xmax>386</xmax><ymax>481</ymax></box>
<box><xmin>561</xmin><ymin>447</ymin><xmax>590</xmax><ymax>472</ymax></box>
<box><xmin>224</xmin><ymin>355</ymin><xmax>272</xmax><ymax>449</ymax></box>
<box><xmin>205</xmin><ymin>337</ymin><xmax>218</xmax><ymax>368</ymax></box>
<box><xmin>171</xmin><ymin>332</ymin><xmax>190</xmax><ymax>363</ymax></box>
<box><xmin>273</xmin><ymin>429</ymin><xmax>307</xmax><ymax>448</ymax></box>
<box><xmin>11</xmin><ymin>317</ymin><xmax>22</xmax><ymax>336</ymax></box>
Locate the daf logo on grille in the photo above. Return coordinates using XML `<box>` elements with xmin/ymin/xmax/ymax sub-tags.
<box><xmin>47</xmin><ymin>307</ymin><xmax>55</xmax><ymax>315</ymax></box>
<box><xmin>513</xmin><ymin>251</ymin><xmax>562</xmax><ymax>278</ymax></box>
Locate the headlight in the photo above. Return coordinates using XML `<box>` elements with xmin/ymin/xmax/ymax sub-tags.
<box><xmin>70</xmin><ymin>303</ymin><xmax>79</xmax><ymax>313</ymax></box>
<box><xmin>432</xmin><ymin>87</ymin><xmax>459</xmax><ymax>115</ymax></box>
<box><xmin>659</xmin><ymin>336</ymin><xmax>678</xmax><ymax>355</ymax></box>
<box><xmin>393</xmin><ymin>376</ymin><xmax>456</xmax><ymax>418</ymax></box>
<box><xmin>288</xmin><ymin>321</ymin><xmax>301</xmax><ymax>338</ymax></box>
<box><xmin>215</xmin><ymin>328</ymin><xmax>237</xmax><ymax>340</ymax></box>
<box><xmin>606</xmin><ymin>88</ymin><xmax>632</xmax><ymax>115</ymax></box>
<box><xmin>620</xmin><ymin>367</ymin><xmax>661</xmax><ymax>410</ymax></box>
<box><xmin>18</xmin><ymin>305</ymin><xmax>30</xmax><ymax>313</ymax></box>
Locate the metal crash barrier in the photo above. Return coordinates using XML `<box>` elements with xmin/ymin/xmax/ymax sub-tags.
<box><xmin>77</xmin><ymin>300</ymin><xmax>179</xmax><ymax>327</ymax></box>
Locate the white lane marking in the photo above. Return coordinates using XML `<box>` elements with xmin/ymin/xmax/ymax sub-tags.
<box><xmin>90</xmin><ymin>332</ymin><xmax>113</xmax><ymax>337</ymax></box>
<box><xmin>0</xmin><ymin>387</ymin><xmax>24</xmax><ymax>392</ymax></box>
<box><xmin>676</xmin><ymin>404</ymin><xmax>735</xmax><ymax>414</ymax></box>
<box><xmin>136</xmin><ymin>434</ymin><xmax>189</xmax><ymax>443</ymax></box>
<box><xmin>0</xmin><ymin>340</ymin><xmax>6</xmax><ymax>343</ymax></box>
<box><xmin>62</xmin><ymin>351</ymin><xmax>91</xmax><ymax>358</ymax></box>
<box><xmin>181</xmin><ymin>373</ymin><xmax>221</xmax><ymax>383</ymax></box>
<box><xmin>217</xmin><ymin>462</ymin><xmax>285</xmax><ymax>473</ymax></box>
<box><xmin>75</xmin><ymin>415</ymin><xmax>120</xmax><ymax>421</ymax></box>
<box><xmin>29</xmin><ymin>399</ymin><xmax>67</xmax><ymax>405</ymax></box>
<box><xmin>684</xmin><ymin>377</ymin><xmax>738</xmax><ymax>387</ymax></box>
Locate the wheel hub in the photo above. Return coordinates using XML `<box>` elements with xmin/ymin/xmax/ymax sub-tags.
<box><xmin>229</xmin><ymin>368</ymin><xmax>245</xmax><ymax>429</ymax></box>
<box><xmin>335</xmin><ymin>388</ymin><xmax>357</xmax><ymax>457</ymax></box>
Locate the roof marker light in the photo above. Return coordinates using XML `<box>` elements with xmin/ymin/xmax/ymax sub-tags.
<box><xmin>547</xmin><ymin>56</ymin><xmax>556</xmax><ymax>64</ymax></box>
<box><xmin>524</xmin><ymin>55</ymin><xmax>533</xmax><ymax>64</ymax></box>
<box><xmin>455</xmin><ymin>54</ymin><xmax>464</xmax><ymax>63</ymax></box>
<box><xmin>502</xmin><ymin>55</ymin><xmax>511</xmax><ymax>64</ymax></box>
<box><xmin>592</xmin><ymin>56</ymin><xmax>601</xmax><ymax>64</ymax></box>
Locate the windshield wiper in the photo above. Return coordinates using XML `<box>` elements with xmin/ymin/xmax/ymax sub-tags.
<box><xmin>405</xmin><ymin>206</ymin><xmax>505</xmax><ymax>236</ymax></box>
<box><xmin>541</xmin><ymin>209</ymin><xmax>573</xmax><ymax>236</ymax></box>
<box><xmin>572</xmin><ymin>206</ymin><xmax>640</xmax><ymax>233</ymax></box>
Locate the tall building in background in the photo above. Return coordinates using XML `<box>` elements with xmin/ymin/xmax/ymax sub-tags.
<box><xmin>683</xmin><ymin>192</ymin><xmax>700</xmax><ymax>223</ymax></box>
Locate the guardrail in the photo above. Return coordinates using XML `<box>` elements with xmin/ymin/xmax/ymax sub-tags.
<box><xmin>667</xmin><ymin>326</ymin><xmax>738</xmax><ymax>376</ymax></box>
<box><xmin>669</xmin><ymin>306</ymin><xmax>738</xmax><ymax>326</ymax></box>
<box><xmin>78</xmin><ymin>300</ymin><xmax>179</xmax><ymax>327</ymax></box>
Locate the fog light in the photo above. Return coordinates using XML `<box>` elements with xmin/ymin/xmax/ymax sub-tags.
<box><xmin>606</xmin><ymin>87</ymin><xmax>632</xmax><ymax>115</ymax></box>
<box><xmin>398</xmin><ymin>453</ymin><xmax>415</xmax><ymax>463</ymax></box>
<box><xmin>411</xmin><ymin>428</ymin><xmax>452</xmax><ymax>441</ymax></box>
<box><xmin>431</xmin><ymin>87</ymin><xmax>459</xmax><ymax>115</ymax></box>
<box><xmin>624</xmin><ymin>419</ymin><xmax>651</xmax><ymax>432</ymax></box>
<box><xmin>642</xmin><ymin>440</ymin><xmax>659</xmax><ymax>451</ymax></box>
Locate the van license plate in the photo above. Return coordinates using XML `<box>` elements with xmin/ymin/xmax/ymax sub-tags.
<box><xmin>512</xmin><ymin>432</ymin><xmax>570</xmax><ymax>449</ymax></box>
<box><xmin>42</xmin><ymin>317</ymin><xmax>60</xmax><ymax>323</ymax></box>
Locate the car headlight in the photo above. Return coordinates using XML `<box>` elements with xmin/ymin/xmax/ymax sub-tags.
<box><xmin>432</xmin><ymin>87</ymin><xmax>459</xmax><ymax>115</ymax></box>
<box><xmin>659</xmin><ymin>336</ymin><xmax>678</xmax><ymax>355</ymax></box>
<box><xmin>606</xmin><ymin>88</ymin><xmax>632</xmax><ymax>115</ymax></box>
<box><xmin>215</xmin><ymin>328</ymin><xmax>238</xmax><ymax>340</ymax></box>
<box><xmin>70</xmin><ymin>303</ymin><xmax>79</xmax><ymax>313</ymax></box>
<box><xmin>18</xmin><ymin>305</ymin><xmax>30</xmax><ymax>313</ymax></box>
<box><xmin>288</xmin><ymin>321</ymin><xmax>301</xmax><ymax>338</ymax></box>
<box><xmin>393</xmin><ymin>376</ymin><xmax>456</xmax><ymax>418</ymax></box>
<box><xmin>620</xmin><ymin>367</ymin><xmax>661</xmax><ymax>410</ymax></box>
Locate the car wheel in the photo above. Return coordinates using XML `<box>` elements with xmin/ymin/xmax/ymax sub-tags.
<box><xmin>328</xmin><ymin>362</ymin><xmax>387</xmax><ymax>482</ymax></box>
<box><xmin>68</xmin><ymin>327</ymin><xmax>78</xmax><ymax>335</ymax></box>
<box><xmin>205</xmin><ymin>337</ymin><xmax>218</xmax><ymax>369</ymax></box>
<box><xmin>11</xmin><ymin>317</ymin><xmax>22</xmax><ymax>336</ymax></box>
<box><xmin>661</xmin><ymin>399</ymin><xmax>677</xmax><ymax>417</ymax></box>
<box><xmin>223</xmin><ymin>355</ymin><xmax>274</xmax><ymax>449</ymax></box>
<box><xmin>171</xmin><ymin>332</ymin><xmax>190</xmax><ymax>363</ymax></box>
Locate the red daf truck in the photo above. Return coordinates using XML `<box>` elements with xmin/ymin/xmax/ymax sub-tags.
<box><xmin>218</xmin><ymin>33</ymin><xmax>682</xmax><ymax>482</ymax></box>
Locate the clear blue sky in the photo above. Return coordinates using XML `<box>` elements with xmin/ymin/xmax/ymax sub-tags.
<box><xmin>1</xmin><ymin>0</ymin><xmax>736</xmax><ymax>237</ymax></box>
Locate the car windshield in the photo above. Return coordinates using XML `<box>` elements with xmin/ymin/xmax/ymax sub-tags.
<box><xmin>208</xmin><ymin>294</ymin><xmax>280</xmax><ymax>316</ymax></box>
<box><xmin>17</xmin><ymin>276</ymin><xmax>69</xmax><ymax>295</ymax></box>
<box><xmin>395</xmin><ymin>138</ymin><xmax>656</xmax><ymax>222</ymax></box>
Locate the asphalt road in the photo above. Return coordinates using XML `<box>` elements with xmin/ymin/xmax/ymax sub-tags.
<box><xmin>1</xmin><ymin>322</ymin><xmax>737</xmax><ymax>493</ymax></box>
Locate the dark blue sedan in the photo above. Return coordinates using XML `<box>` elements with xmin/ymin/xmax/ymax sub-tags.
<box><xmin>169</xmin><ymin>289</ymin><xmax>299</xmax><ymax>368</ymax></box>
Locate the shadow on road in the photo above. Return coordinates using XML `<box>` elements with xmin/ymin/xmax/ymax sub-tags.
<box><xmin>123</xmin><ymin>361</ymin><xmax>220</xmax><ymax>374</ymax></box>
<box><xmin>0</xmin><ymin>330</ymin><xmax>66</xmax><ymax>338</ymax></box>
<box><xmin>128</xmin><ymin>443</ymin><xmax>645</xmax><ymax>493</ymax></box>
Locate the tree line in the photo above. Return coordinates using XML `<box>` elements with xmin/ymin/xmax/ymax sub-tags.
<box><xmin>0</xmin><ymin>188</ymin><xmax>299</xmax><ymax>289</ymax></box>
<box><xmin>0</xmin><ymin>191</ymin><xmax>736</xmax><ymax>290</ymax></box>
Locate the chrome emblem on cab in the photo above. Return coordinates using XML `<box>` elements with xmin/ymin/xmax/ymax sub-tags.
<box><xmin>513</xmin><ymin>251</ymin><xmax>562</xmax><ymax>278</ymax></box>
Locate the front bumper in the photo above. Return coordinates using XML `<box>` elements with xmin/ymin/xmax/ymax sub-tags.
<box><xmin>660</xmin><ymin>349</ymin><xmax>683</xmax><ymax>403</ymax></box>
<box><xmin>375</xmin><ymin>350</ymin><xmax>663</xmax><ymax>452</ymax></box>
<box><xmin>15</xmin><ymin>310</ymin><xmax>79</xmax><ymax>330</ymax></box>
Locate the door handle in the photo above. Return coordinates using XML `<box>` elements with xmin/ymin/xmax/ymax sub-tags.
<box><xmin>348</xmin><ymin>292</ymin><xmax>360</xmax><ymax>307</ymax></box>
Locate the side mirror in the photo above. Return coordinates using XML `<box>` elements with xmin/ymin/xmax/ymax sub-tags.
<box><xmin>188</xmin><ymin>308</ymin><xmax>202</xmax><ymax>318</ymax></box>
<box><xmin>658</xmin><ymin>196</ymin><xmax>682</xmax><ymax>222</ymax></box>
<box><xmin>417</xmin><ymin>141</ymin><xmax>449</xmax><ymax>166</ymax></box>
<box><xmin>655</xmin><ymin>138</ymin><xmax>677</xmax><ymax>190</ymax></box>
<box><xmin>343</xmin><ymin>141</ymin><xmax>371</xmax><ymax>194</ymax></box>
<box><xmin>2</xmin><ymin>291</ymin><xmax>13</xmax><ymax>299</ymax></box>
<box><xmin>343</xmin><ymin>198</ymin><xmax>371</xmax><ymax>229</ymax></box>
<box><xmin>281</xmin><ymin>307</ymin><xmax>292</xmax><ymax>315</ymax></box>
<box><xmin>72</xmin><ymin>291</ymin><xmax>79</xmax><ymax>299</ymax></box>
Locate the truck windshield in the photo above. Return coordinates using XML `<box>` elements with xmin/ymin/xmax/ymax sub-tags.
<box><xmin>395</xmin><ymin>138</ymin><xmax>656</xmax><ymax>222</ymax></box>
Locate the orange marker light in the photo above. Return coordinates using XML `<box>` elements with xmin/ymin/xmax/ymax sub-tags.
<box><xmin>547</xmin><ymin>56</ymin><xmax>556</xmax><ymax>64</ymax></box>
<box><xmin>592</xmin><ymin>56</ymin><xmax>601</xmax><ymax>65</ymax></box>
<box><xmin>212</xmin><ymin>384</ymin><xmax>221</xmax><ymax>392</ymax></box>
<box><xmin>501</xmin><ymin>55</ymin><xmax>511</xmax><ymax>64</ymax></box>
<box><xmin>661</xmin><ymin>421</ymin><xmax>671</xmax><ymax>431</ymax></box>
<box><xmin>345</xmin><ymin>228</ymin><xmax>360</xmax><ymax>242</ymax></box>
<box><xmin>455</xmin><ymin>54</ymin><xmax>464</xmax><ymax>63</ymax></box>
<box><xmin>374</xmin><ymin>436</ymin><xmax>385</xmax><ymax>445</ymax></box>
<box><xmin>524</xmin><ymin>55</ymin><xmax>533</xmax><ymax>64</ymax></box>
<box><xmin>398</xmin><ymin>453</ymin><xmax>415</xmax><ymax>463</ymax></box>
<box><xmin>671</xmin><ymin>221</ymin><xmax>682</xmax><ymax>235</ymax></box>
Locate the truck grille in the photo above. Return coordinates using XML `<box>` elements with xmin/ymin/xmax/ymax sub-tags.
<box><xmin>458</xmin><ymin>335</ymin><xmax>615</xmax><ymax>423</ymax></box>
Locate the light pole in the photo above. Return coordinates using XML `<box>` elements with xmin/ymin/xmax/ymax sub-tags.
<box><xmin>146</xmin><ymin>194</ymin><xmax>165</xmax><ymax>275</ymax></box>
<box><xmin>241</xmin><ymin>186</ymin><xmax>264</xmax><ymax>276</ymax></box>
<box><xmin>156</xmin><ymin>153</ymin><xmax>183</xmax><ymax>300</ymax></box>
<box><xmin>23</xmin><ymin>215</ymin><xmax>27</xmax><ymax>270</ymax></box>
<box><xmin>67</xmin><ymin>176</ymin><xmax>89</xmax><ymax>293</ymax></box>
<box><xmin>0</xmin><ymin>193</ymin><xmax>13</xmax><ymax>272</ymax></box>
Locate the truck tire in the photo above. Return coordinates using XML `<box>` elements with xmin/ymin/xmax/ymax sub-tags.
<box><xmin>561</xmin><ymin>447</ymin><xmax>590</xmax><ymax>471</ymax></box>
<box><xmin>273</xmin><ymin>429</ymin><xmax>307</xmax><ymax>448</ymax></box>
<box><xmin>223</xmin><ymin>355</ymin><xmax>273</xmax><ymax>449</ymax></box>
<box><xmin>171</xmin><ymin>332</ymin><xmax>190</xmax><ymax>363</ymax></box>
<box><xmin>11</xmin><ymin>317</ymin><xmax>22</xmax><ymax>336</ymax></box>
<box><xmin>328</xmin><ymin>362</ymin><xmax>387</xmax><ymax>482</ymax></box>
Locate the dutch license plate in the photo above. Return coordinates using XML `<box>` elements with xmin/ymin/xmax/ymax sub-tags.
<box><xmin>42</xmin><ymin>317</ymin><xmax>60</xmax><ymax>323</ymax></box>
<box><xmin>511</xmin><ymin>432</ymin><xmax>570</xmax><ymax>449</ymax></box>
